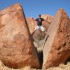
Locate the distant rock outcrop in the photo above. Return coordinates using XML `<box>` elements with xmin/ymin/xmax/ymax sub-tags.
<box><xmin>41</xmin><ymin>14</ymin><xmax>53</xmax><ymax>23</ymax></box>
<box><xmin>26</xmin><ymin>18</ymin><xmax>37</xmax><ymax>34</ymax></box>
<box><xmin>43</xmin><ymin>9</ymin><xmax>70</xmax><ymax>69</ymax></box>
<box><xmin>42</xmin><ymin>21</ymin><xmax>50</xmax><ymax>32</ymax></box>
<box><xmin>0</xmin><ymin>4</ymin><xmax>40</xmax><ymax>68</ymax></box>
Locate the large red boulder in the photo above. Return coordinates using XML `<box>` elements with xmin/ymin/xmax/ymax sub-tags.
<box><xmin>0</xmin><ymin>4</ymin><xmax>40</xmax><ymax>68</ymax></box>
<box><xmin>43</xmin><ymin>9</ymin><xmax>70</xmax><ymax>69</ymax></box>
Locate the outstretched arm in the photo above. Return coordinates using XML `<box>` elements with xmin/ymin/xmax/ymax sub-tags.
<box><xmin>32</xmin><ymin>18</ymin><xmax>36</xmax><ymax>21</ymax></box>
<box><xmin>42</xmin><ymin>18</ymin><xmax>44</xmax><ymax>21</ymax></box>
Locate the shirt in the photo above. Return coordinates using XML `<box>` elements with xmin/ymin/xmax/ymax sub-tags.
<box><xmin>36</xmin><ymin>18</ymin><xmax>44</xmax><ymax>26</ymax></box>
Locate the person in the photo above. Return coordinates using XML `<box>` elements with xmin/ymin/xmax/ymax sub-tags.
<box><xmin>33</xmin><ymin>14</ymin><xmax>45</xmax><ymax>31</ymax></box>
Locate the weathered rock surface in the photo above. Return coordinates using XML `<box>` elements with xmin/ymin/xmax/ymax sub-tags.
<box><xmin>32</xmin><ymin>29</ymin><xmax>46</xmax><ymax>47</ymax></box>
<box><xmin>43</xmin><ymin>9</ymin><xmax>70</xmax><ymax>69</ymax></box>
<box><xmin>0</xmin><ymin>4</ymin><xmax>40</xmax><ymax>68</ymax></box>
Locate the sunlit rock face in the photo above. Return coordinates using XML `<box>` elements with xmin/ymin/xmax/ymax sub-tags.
<box><xmin>0</xmin><ymin>4</ymin><xmax>40</xmax><ymax>68</ymax></box>
<box><xmin>43</xmin><ymin>9</ymin><xmax>70</xmax><ymax>69</ymax></box>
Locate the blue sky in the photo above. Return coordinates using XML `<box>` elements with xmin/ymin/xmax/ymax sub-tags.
<box><xmin>0</xmin><ymin>0</ymin><xmax>70</xmax><ymax>18</ymax></box>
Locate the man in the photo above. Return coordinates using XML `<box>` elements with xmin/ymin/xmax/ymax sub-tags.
<box><xmin>33</xmin><ymin>14</ymin><xmax>45</xmax><ymax>31</ymax></box>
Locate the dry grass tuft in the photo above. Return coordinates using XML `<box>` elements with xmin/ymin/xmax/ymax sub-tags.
<box><xmin>0</xmin><ymin>60</ymin><xmax>70</xmax><ymax>70</ymax></box>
